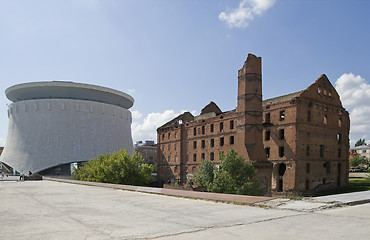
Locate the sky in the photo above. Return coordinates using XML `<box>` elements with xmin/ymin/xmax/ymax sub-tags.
<box><xmin>0</xmin><ymin>0</ymin><xmax>370</xmax><ymax>147</ymax></box>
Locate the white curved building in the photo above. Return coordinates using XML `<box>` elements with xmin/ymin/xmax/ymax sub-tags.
<box><xmin>0</xmin><ymin>81</ymin><xmax>134</xmax><ymax>174</ymax></box>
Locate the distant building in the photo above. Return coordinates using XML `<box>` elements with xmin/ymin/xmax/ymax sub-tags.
<box><xmin>349</xmin><ymin>145</ymin><xmax>370</xmax><ymax>159</ymax></box>
<box><xmin>135</xmin><ymin>141</ymin><xmax>158</xmax><ymax>165</ymax></box>
<box><xmin>156</xmin><ymin>54</ymin><xmax>350</xmax><ymax>195</ymax></box>
<box><xmin>349</xmin><ymin>145</ymin><xmax>370</xmax><ymax>168</ymax></box>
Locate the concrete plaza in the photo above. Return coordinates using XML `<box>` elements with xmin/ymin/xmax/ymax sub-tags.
<box><xmin>1</xmin><ymin>179</ymin><xmax>369</xmax><ymax>240</ymax></box>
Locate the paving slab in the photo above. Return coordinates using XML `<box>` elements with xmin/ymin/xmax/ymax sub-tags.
<box><xmin>314</xmin><ymin>190</ymin><xmax>370</xmax><ymax>205</ymax></box>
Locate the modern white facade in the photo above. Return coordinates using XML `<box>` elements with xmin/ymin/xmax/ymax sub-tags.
<box><xmin>0</xmin><ymin>81</ymin><xmax>134</xmax><ymax>174</ymax></box>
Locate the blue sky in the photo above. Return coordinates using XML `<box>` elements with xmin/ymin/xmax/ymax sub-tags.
<box><xmin>0</xmin><ymin>0</ymin><xmax>370</xmax><ymax>146</ymax></box>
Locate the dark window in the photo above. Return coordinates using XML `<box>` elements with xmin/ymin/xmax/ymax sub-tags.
<box><xmin>220</xmin><ymin>122</ymin><xmax>224</xmax><ymax>132</ymax></box>
<box><xmin>230</xmin><ymin>120</ymin><xmax>234</xmax><ymax>130</ymax></box>
<box><xmin>265</xmin><ymin>147</ymin><xmax>270</xmax><ymax>158</ymax></box>
<box><xmin>202</xmin><ymin>126</ymin><xmax>205</xmax><ymax>135</ymax></box>
<box><xmin>193</xmin><ymin>141</ymin><xmax>197</xmax><ymax>149</ymax></box>
<box><xmin>201</xmin><ymin>140</ymin><xmax>205</xmax><ymax>148</ymax></box>
<box><xmin>168</xmin><ymin>144</ymin><xmax>170</xmax><ymax>150</ymax></box>
<box><xmin>279</xmin><ymin>129</ymin><xmax>285</xmax><ymax>140</ymax></box>
<box><xmin>193</xmin><ymin>127</ymin><xmax>197</xmax><ymax>136</ymax></box>
<box><xmin>265</xmin><ymin>131</ymin><xmax>271</xmax><ymax>141</ymax></box>
<box><xmin>220</xmin><ymin>137</ymin><xmax>224</xmax><ymax>146</ymax></box>
<box><xmin>279</xmin><ymin>111</ymin><xmax>285</xmax><ymax>121</ymax></box>
<box><xmin>306</xmin><ymin>163</ymin><xmax>310</xmax><ymax>173</ymax></box>
<box><xmin>324</xmin><ymin>161</ymin><xmax>330</xmax><ymax>174</ymax></box>
<box><xmin>265</xmin><ymin>113</ymin><xmax>270</xmax><ymax>124</ymax></box>
<box><xmin>306</xmin><ymin>145</ymin><xmax>310</xmax><ymax>156</ymax></box>
<box><xmin>338</xmin><ymin>148</ymin><xmax>341</xmax><ymax>158</ymax></box>
<box><xmin>320</xmin><ymin>145</ymin><xmax>325</xmax><ymax>158</ymax></box>
<box><xmin>201</xmin><ymin>153</ymin><xmax>205</xmax><ymax>160</ymax></box>
<box><xmin>162</xmin><ymin>134</ymin><xmax>164</xmax><ymax>140</ymax></box>
<box><xmin>230</xmin><ymin>136</ymin><xmax>234</xmax><ymax>145</ymax></box>
<box><xmin>279</xmin><ymin>146</ymin><xmax>284</xmax><ymax>157</ymax></box>
<box><xmin>174</xmin><ymin>144</ymin><xmax>177</xmax><ymax>150</ymax></box>
<box><xmin>210</xmin><ymin>124</ymin><xmax>214</xmax><ymax>132</ymax></box>
<box><xmin>210</xmin><ymin>139</ymin><xmax>214</xmax><ymax>147</ymax></box>
<box><xmin>324</xmin><ymin>115</ymin><xmax>327</xmax><ymax>125</ymax></box>
<box><xmin>210</xmin><ymin>152</ymin><xmax>214</xmax><ymax>161</ymax></box>
<box><xmin>306</xmin><ymin>179</ymin><xmax>309</xmax><ymax>190</ymax></box>
<box><xmin>193</xmin><ymin>154</ymin><xmax>196</xmax><ymax>162</ymax></box>
<box><xmin>307</xmin><ymin>111</ymin><xmax>311</xmax><ymax>122</ymax></box>
<box><xmin>168</xmin><ymin>132</ymin><xmax>171</xmax><ymax>139</ymax></box>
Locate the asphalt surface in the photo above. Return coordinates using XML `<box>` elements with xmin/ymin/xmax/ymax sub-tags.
<box><xmin>1</xmin><ymin>178</ymin><xmax>370</xmax><ymax>239</ymax></box>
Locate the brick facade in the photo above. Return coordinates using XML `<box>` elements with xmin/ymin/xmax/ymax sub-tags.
<box><xmin>157</xmin><ymin>54</ymin><xmax>350</xmax><ymax>195</ymax></box>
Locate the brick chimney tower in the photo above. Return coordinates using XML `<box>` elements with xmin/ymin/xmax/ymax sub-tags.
<box><xmin>236</xmin><ymin>53</ymin><xmax>272</xmax><ymax>195</ymax></box>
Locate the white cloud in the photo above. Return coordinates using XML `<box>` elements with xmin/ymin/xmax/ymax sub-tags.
<box><xmin>219</xmin><ymin>0</ymin><xmax>276</xmax><ymax>28</ymax></box>
<box><xmin>131</xmin><ymin>110</ymin><xmax>143</xmax><ymax>120</ymax></box>
<box><xmin>131</xmin><ymin>110</ymin><xmax>195</xmax><ymax>143</ymax></box>
<box><xmin>335</xmin><ymin>73</ymin><xmax>370</xmax><ymax>145</ymax></box>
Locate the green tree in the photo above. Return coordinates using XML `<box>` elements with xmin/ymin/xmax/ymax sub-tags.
<box><xmin>193</xmin><ymin>149</ymin><xmax>263</xmax><ymax>196</ymax></box>
<box><xmin>192</xmin><ymin>159</ymin><xmax>215</xmax><ymax>191</ymax></box>
<box><xmin>350</xmin><ymin>155</ymin><xmax>369</xmax><ymax>168</ymax></box>
<box><xmin>355</xmin><ymin>139</ymin><xmax>366</xmax><ymax>147</ymax></box>
<box><xmin>73</xmin><ymin>149</ymin><xmax>154</xmax><ymax>186</ymax></box>
<box><xmin>349</xmin><ymin>155</ymin><xmax>360</xmax><ymax>167</ymax></box>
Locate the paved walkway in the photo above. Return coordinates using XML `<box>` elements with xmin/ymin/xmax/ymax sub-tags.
<box><xmin>1</xmin><ymin>180</ymin><xmax>369</xmax><ymax>240</ymax></box>
<box><xmin>44</xmin><ymin>177</ymin><xmax>274</xmax><ymax>204</ymax></box>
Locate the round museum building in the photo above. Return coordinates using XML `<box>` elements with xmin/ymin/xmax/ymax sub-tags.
<box><xmin>0</xmin><ymin>81</ymin><xmax>134</xmax><ymax>175</ymax></box>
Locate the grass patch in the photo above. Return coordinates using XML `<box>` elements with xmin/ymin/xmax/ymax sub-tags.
<box><xmin>311</xmin><ymin>177</ymin><xmax>370</xmax><ymax>197</ymax></box>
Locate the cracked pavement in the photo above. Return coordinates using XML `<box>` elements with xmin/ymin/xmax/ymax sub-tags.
<box><xmin>1</xmin><ymin>180</ymin><xmax>369</xmax><ymax>239</ymax></box>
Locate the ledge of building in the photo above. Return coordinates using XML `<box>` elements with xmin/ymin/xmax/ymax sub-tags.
<box><xmin>43</xmin><ymin>177</ymin><xmax>275</xmax><ymax>205</ymax></box>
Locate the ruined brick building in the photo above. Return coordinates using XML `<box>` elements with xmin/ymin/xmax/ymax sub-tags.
<box><xmin>156</xmin><ymin>54</ymin><xmax>350</xmax><ymax>195</ymax></box>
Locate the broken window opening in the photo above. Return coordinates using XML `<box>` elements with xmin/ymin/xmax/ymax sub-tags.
<box><xmin>320</xmin><ymin>145</ymin><xmax>325</xmax><ymax>158</ymax></box>
<box><xmin>337</xmin><ymin>133</ymin><xmax>342</xmax><ymax>144</ymax></box>
<box><xmin>220</xmin><ymin>137</ymin><xmax>224</xmax><ymax>146</ymax></box>
<box><xmin>279</xmin><ymin>146</ymin><xmax>284</xmax><ymax>157</ymax></box>
<box><xmin>279</xmin><ymin>129</ymin><xmax>285</xmax><ymax>140</ymax></box>
<box><xmin>265</xmin><ymin>113</ymin><xmax>271</xmax><ymax>124</ymax></box>
<box><xmin>230</xmin><ymin>136</ymin><xmax>234</xmax><ymax>145</ymax></box>
<box><xmin>306</xmin><ymin>145</ymin><xmax>310</xmax><ymax>156</ymax></box>
<box><xmin>265</xmin><ymin>130</ymin><xmax>271</xmax><ymax>141</ymax></box>
<box><xmin>279</xmin><ymin>111</ymin><xmax>285</xmax><ymax>121</ymax></box>
<box><xmin>265</xmin><ymin>147</ymin><xmax>270</xmax><ymax>158</ymax></box>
